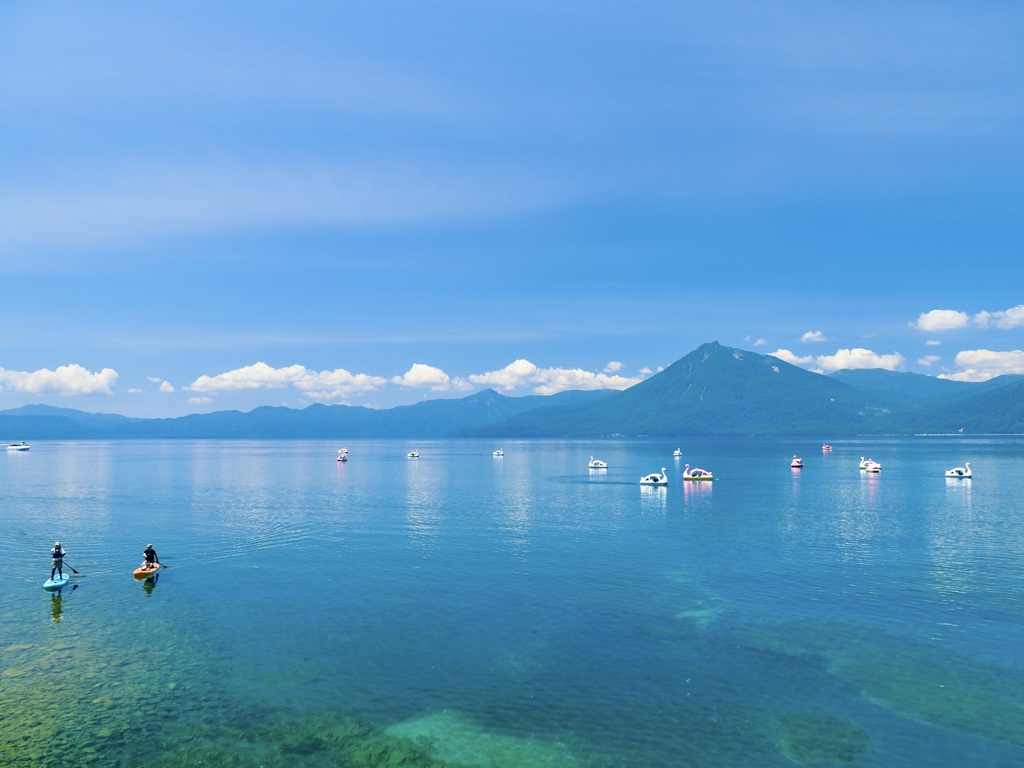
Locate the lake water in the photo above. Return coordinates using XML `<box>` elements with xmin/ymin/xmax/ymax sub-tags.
<box><xmin>2</xmin><ymin>437</ymin><xmax>1023</xmax><ymax>767</ymax></box>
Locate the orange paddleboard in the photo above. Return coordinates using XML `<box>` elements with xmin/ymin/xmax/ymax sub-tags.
<box><xmin>133</xmin><ymin>563</ymin><xmax>161</xmax><ymax>580</ymax></box>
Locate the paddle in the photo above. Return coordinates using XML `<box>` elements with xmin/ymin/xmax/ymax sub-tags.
<box><xmin>62</xmin><ymin>562</ymin><xmax>80</xmax><ymax>575</ymax></box>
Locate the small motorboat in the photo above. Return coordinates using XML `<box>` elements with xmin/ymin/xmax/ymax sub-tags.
<box><xmin>673</xmin><ymin>448</ymin><xmax>682</xmax><ymax>457</ymax></box>
<box><xmin>640</xmin><ymin>468</ymin><xmax>668</xmax><ymax>486</ymax></box>
<box><xmin>6</xmin><ymin>441</ymin><xmax>30</xmax><ymax>451</ymax></box>
<box><xmin>407</xmin><ymin>450</ymin><xmax>419</xmax><ymax>459</ymax></box>
<box><xmin>863</xmin><ymin>459</ymin><xmax>881</xmax><ymax>473</ymax></box>
<box><xmin>589</xmin><ymin>456</ymin><xmax>608</xmax><ymax>469</ymax></box>
<box><xmin>683</xmin><ymin>463</ymin><xmax>713</xmax><ymax>481</ymax></box>
<box><xmin>945</xmin><ymin>462</ymin><xmax>972</xmax><ymax>478</ymax></box>
<box><xmin>822</xmin><ymin>444</ymin><xmax>832</xmax><ymax>452</ymax></box>
<box><xmin>337</xmin><ymin>450</ymin><xmax>348</xmax><ymax>462</ymax></box>
<box><xmin>493</xmin><ymin>448</ymin><xmax>504</xmax><ymax>456</ymax></box>
<box><xmin>791</xmin><ymin>455</ymin><xmax>803</xmax><ymax>469</ymax></box>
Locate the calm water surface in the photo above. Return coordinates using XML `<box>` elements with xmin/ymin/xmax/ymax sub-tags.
<box><xmin>2</xmin><ymin>438</ymin><xmax>1023</xmax><ymax>767</ymax></box>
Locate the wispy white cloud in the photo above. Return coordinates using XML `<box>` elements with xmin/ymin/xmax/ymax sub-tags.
<box><xmin>187</xmin><ymin>396</ymin><xmax>214</xmax><ymax>405</ymax></box>
<box><xmin>604</xmin><ymin>361</ymin><xmax>623</xmax><ymax>373</ymax></box>
<box><xmin>0</xmin><ymin>160</ymin><xmax>579</xmax><ymax>254</ymax></box>
<box><xmin>0</xmin><ymin>364</ymin><xmax>117</xmax><ymax>395</ymax></box>
<box><xmin>939</xmin><ymin>349</ymin><xmax>1024</xmax><ymax>382</ymax></box>
<box><xmin>770</xmin><ymin>348</ymin><xmax>906</xmax><ymax>373</ymax></box>
<box><xmin>801</xmin><ymin>330</ymin><xmax>827</xmax><ymax>343</ymax></box>
<box><xmin>391</xmin><ymin>363</ymin><xmax>471</xmax><ymax>392</ymax></box>
<box><xmin>918</xmin><ymin>355</ymin><xmax>941</xmax><ymax>366</ymax></box>
<box><xmin>925</xmin><ymin>339</ymin><xmax>941</xmax><ymax>346</ymax></box>
<box><xmin>186</xmin><ymin>362</ymin><xmax>387</xmax><ymax>402</ymax></box>
<box><xmin>468</xmin><ymin>359</ymin><xmax>644</xmax><ymax>395</ymax></box>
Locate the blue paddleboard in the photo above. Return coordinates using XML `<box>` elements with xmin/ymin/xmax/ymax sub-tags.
<box><xmin>43</xmin><ymin>574</ymin><xmax>72</xmax><ymax>590</ymax></box>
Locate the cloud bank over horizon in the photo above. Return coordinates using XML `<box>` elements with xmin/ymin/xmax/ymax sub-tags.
<box><xmin>4</xmin><ymin>335</ymin><xmax>1024</xmax><ymax>411</ymax></box>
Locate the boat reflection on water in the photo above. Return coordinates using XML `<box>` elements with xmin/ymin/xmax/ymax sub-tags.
<box><xmin>683</xmin><ymin>478</ymin><xmax>713</xmax><ymax>500</ymax></box>
<box><xmin>141</xmin><ymin>572</ymin><xmax>159</xmax><ymax>596</ymax></box>
<box><xmin>639</xmin><ymin>483</ymin><xmax>668</xmax><ymax>516</ymax></box>
<box><xmin>49</xmin><ymin>584</ymin><xmax>78</xmax><ymax>624</ymax></box>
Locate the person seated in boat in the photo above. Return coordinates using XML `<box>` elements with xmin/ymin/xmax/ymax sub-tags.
<box><xmin>141</xmin><ymin>543</ymin><xmax>160</xmax><ymax>570</ymax></box>
<box><xmin>50</xmin><ymin>541</ymin><xmax>65</xmax><ymax>580</ymax></box>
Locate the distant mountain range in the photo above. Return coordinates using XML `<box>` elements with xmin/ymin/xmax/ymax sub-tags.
<box><xmin>3</xmin><ymin>342</ymin><xmax>1023</xmax><ymax>439</ymax></box>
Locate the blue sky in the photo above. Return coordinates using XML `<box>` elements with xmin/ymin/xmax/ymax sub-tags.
<box><xmin>1</xmin><ymin>1</ymin><xmax>1022</xmax><ymax>417</ymax></box>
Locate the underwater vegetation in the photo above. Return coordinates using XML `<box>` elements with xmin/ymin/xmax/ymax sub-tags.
<box><xmin>749</xmin><ymin>620</ymin><xmax>1024</xmax><ymax>750</ymax></box>
<box><xmin>771</xmin><ymin>711</ymin><xmax>869</xmax><ymax>765</ymax></box>
<box><xmin>159</xmin><ymin>712</ymin><xmax>451</xmax><ymax>768</ymax></box>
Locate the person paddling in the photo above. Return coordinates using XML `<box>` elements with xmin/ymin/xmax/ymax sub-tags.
<box><xmin>50</xmin><ymin>541</ymin><xmax>66</xmax><ymax>580</ymax></box>
<box><xmin>141</xmin><ymin>543</ymin><xmax>160</xmax><ymax>571</ymax></box>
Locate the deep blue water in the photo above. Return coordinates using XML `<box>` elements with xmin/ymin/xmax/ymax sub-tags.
<box><xmin>2</xmin><ymin>437</ymin><xmax>1023</xmax><ymax>767</ymax></box>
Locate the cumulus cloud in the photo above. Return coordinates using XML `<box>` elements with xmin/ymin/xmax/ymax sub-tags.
<box><xmin>939</xmin><ymin>349</ymin><xmax>1024</xmax><ymax>382</ymax></box>
<box><xmin>391</xmin><ymin>363</ymin><xmax>471</xmax><ymax>392</ymax></box>
<box><xmin>468</xmin><ymin>359</ymin><xmax>644</xmax><ymax>394</ymax></box>
<box><xmin>771</xmin><ymin>348</ymin><xmax>905</xmax><ymax>373</ymax></box>
<box><xmin>0</xmin><ymin>364</ymin><xmax>117</xmax><ymax>395</ymax></box>
<box><xmin>604</xmin><ymin>361</ymin><xmax>623</xmax><ymax>373</ymax></box>
<box><xmin>913</xmin><ymin>309</ymin><xmax>969</xmax><ymax>332</ymax></box>
<box><xmin>769</xmin><ymin>349</ymin><xmax>814</xmax><ymax>366</ymax></box>
<box><xmin>914</xmin><ymin>305</ymin><xmax>1024</xmax><ymax>332</ymax></box>
<box><xmin>973</xmin><ymin>304</ymin><xmax>1024</xmax><ymax>329</ymax></box>
<box><xmin>816</xmin><ymin>349</ymin><xmax>906</xmax><ymax>372</ymax></box>
<box><xmin>469</xmin><ymin>359</ymin><xmax>540</xmax><ymax>390</ymax></box>
<box><xmin>186</xmin><ymin>362</ymin><xmax>387</xmax><ymax>401</ymax></box>
<box><xmin>147</xmin><ymin>375</ymin><xmax>175</xmax><ymax>393</ymax></box>
<box><xmin>801</xmin><ymin>331</ymin><xmax>827</xmax><ymax>343</ymax></box>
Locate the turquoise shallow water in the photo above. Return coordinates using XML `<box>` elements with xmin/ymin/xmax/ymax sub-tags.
<box><xmin>2</xmin><ymin>437</ymin><xmax>1023</xmax><ymax>767</ymax></box>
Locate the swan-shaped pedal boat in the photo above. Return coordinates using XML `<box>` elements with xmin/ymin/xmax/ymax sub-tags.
<box><xmin>640</xmin><ymin>468</ymin><xmax>668</xmax><ymax>485</ymax></box>
<box><xmin>945</xmin><ymin>462</ymin><xmax>972</xmax><ymax>478</ymax></box>
<box><xmin>683</xmin><ymin>463</ymin><xmax>713</xmax><ymax>481</ymax></box>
